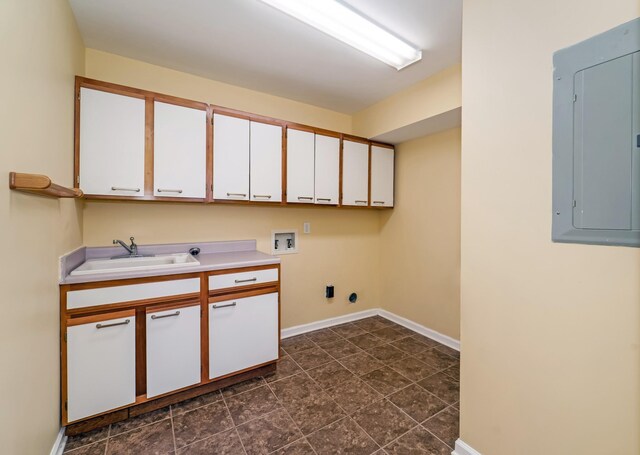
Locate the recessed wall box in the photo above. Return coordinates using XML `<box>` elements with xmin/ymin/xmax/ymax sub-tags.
<box><xmin>272</xmin><ymin>230</ymin><xmax>298</xmax><ymax>255</ymax></box>
<box><xmin>552</xmin><ymin>18</ymin><xmax>640</xmax><ymax>247</ymax></box>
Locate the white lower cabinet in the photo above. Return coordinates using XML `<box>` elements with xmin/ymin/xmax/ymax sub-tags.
<box><xmin>146</xmin><ymin>305</ymin><xmax>201</xmax><ymax>398</ymax></box>
<box><xmin>67</xmin><ymin>313</ymin><xmax>136</xmax><ymax>422</ymax></box>
<box><xmin>209</xmin><ymin>293</ymin><xmax>279</xmax><ymax>379</ymax></box>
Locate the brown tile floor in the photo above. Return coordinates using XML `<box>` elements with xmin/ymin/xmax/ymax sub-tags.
<box><xmin>64</xmin><ymin>316</ymin><xmax>459</xmax><ymax>455</ymax></box>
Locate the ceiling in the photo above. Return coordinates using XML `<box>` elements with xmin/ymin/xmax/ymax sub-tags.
<box><xmin>69</xmin><ymin>0</ymin><xmax>462</xmax><ymax>114</ymax></box>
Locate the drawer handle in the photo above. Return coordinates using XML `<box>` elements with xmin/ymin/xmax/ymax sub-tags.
<box><xmin>151</xmin><ymin>311</ymin><xmax>180</xmax><ymax>320</ymax></box>
<box><xmin>235</xmin><ymin>277</ymin><xmax>257</xmax><ymax>283</ymax></box>
<box><xmin>355</xmin><ymin>200</ymin><xmax>367</xmax><ymax>204</ymax></box>
<box><xmin>298</xmin><ymin>196</ymin><xmax>313</xmax><ymax>201</ymax></box>
<box><xmin>212</xmin><ymin>302</ymin><xmax>237</xmax><ymax>309</ymax></box>
<box><xmin>317</xmin><ymin>198</ymin><xmax>331</xmax><ymax>202</ymax></box>
<box><xmin>373</xmin><ymin>201</ymin><xmax>385</xmax><ymax>204</ymax></box>
<box><xmin>157</xmin><ymin>188</ymin><xmax>183</xmax><ymax>194</ymax></box>
<box><xmin>111</xmin><ymin>187</ymin><xmax>140</xmax><ymax>193</ymax></box>
<box><xmin>227</xmin><ymin>192</ymin><xmax>247</xmax><ymax>198</ymax></box>
<box><xmin>253</xmin><ymin>194</ymin><xmax>272</xmax><ymax>199</ymax></box>
<box><xmin>96</xmin><ymin>319</ymin><xmax>130</xmax><ymax>329</ymax></box>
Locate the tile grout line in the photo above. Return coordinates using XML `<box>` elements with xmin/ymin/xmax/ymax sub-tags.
<box><xmin>219</xmin><ymin>386</ymin><xmax>249</xmax><ymax>455</ymax></box>
<box><xmin>263</xmin><ymin>379</ymin><xmax>319</xmax><ymax>455</ymax></box>
<box><xmin>169</xmin><ymin>406</ymin><xmax>177</xmax><ymax>454</ymax></box>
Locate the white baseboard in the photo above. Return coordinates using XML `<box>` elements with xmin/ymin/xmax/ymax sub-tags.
<box><xmin>281</xmin><ymin>309</ymin><xmax>377</xmax><ymax>338</ymax></box>
<box><xmin>50</xmin><ymin>428</ymin><xmax>66</xmax><ymax>455</ymax></box>
<box><xmin>280</xmin><ymin>308</ymin><xmax>460</xmax><ymax>352</ymax></box>
<box><xmin>377</xmin><ymin>309</ymin><xmax>460</xmax><ymax>351</ymax></box>
<box><xmin>452</xmin><ymin>439</ymin><xmax>481</xmax><ymax>455</ymax></box>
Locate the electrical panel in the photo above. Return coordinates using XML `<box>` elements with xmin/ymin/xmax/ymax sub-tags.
<box><xmin>552</xmin><ymin>18</ymin><xmax>640</xmax><ymax>247</ymax></box>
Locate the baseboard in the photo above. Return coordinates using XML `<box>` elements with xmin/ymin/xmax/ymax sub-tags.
<box><xmin>50</xmin><ymin>428</ymin><xmax>66</xmax><ymax>455</ymax></box>
<box><xmin>281</xmin><ymin>309</ymin><xmax>377</xmax><ymax>338</ymax></box>
<box><xmin>377</xmin><ymin>309</ymin><xmax>460</xmax><ymax>351</ymax></box>
<box><xmin>280</xmin><ymin>308</ymin><xmax>460</xmax><ymax>352</ymax></box>
<box><xmin>452</xmin><ymin>439</ymin><xmax>481</xmax><ymax>455</ymax></box>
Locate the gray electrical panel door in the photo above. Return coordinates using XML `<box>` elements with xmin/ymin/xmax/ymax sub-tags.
<box><xmin>553</xmin><ymin>18</ymin><xmax>640</xmax><ymax>247</ymax></box>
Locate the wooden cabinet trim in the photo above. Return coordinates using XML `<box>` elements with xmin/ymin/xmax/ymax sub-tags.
<box><xmin>208</xmin><ymin>286</ymin><xmax>279</xmax><ymax>303</ymax></box>
<box><xmin>66</xmin><ymin>272</ymin><xmax>202</xmax><ymax>291</ymax></box>
<box><xmin>66</xmin><ymin>309</ymin><xmax>135</xmax><ymax>327</ymax></box>
<box><xmin>206</xmin><ymin>264</ymin><xmax>278</xmax><ymax>276</ymax></box>
<box><xmin>66</xmin><ymin>293</ymin><xmax>202</xmax><ymax>317</ymax></box>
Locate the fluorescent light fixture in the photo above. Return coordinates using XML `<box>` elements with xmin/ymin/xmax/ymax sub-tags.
<box><xmin>258</xmin><ymin>0</ymin><xmax>422</xmax><ymax>70</ymax></box>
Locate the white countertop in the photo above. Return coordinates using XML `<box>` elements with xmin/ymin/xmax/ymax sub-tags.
<box><xmin>60</xmin><ymin>240</ymin><xmax>279</xmax><ymax>285</ymax></box>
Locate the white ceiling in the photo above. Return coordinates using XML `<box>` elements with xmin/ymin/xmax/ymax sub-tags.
<box><xmin>69</xmin><ymin>0</ymin><xmax>462</xmax><ymax>114</ymax></box>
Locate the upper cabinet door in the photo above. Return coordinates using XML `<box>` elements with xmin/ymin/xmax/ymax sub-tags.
<box><xmin>370</xmin><ymin>145</ymin><xmax>395</xmax><ymax>207</ymax></box>
<box><xmin>314</xmin><ymin>134</ymin><xmax>340</xmax><ymax>205</ymax></box>
<box><xmin>342</xmin><ymin>140</ymin><xmax>370</xmax><ymax>206</ymax></box>
<box><xmin>250</xmin><ymin>121</ymin><xmax>282</xmax><ymax>202</ymax></box>
<box><xmin>154</xmin><ymin>102</ymin><xmax>207</xmax><ymax>199</ymax></box>
<box><xmin>79</xmin><ymin>88</ymin><xmax>145</xmax><ymax>197</ymax></box>
<box><xmin>213</xmin><ymin>113</ymin><xmax>250</xmax><ymax>201</ymax></box>
<box><xmin>287</xmin><ymin>129</ymin><xmax>315</xmax><ymax>203</ymax></box>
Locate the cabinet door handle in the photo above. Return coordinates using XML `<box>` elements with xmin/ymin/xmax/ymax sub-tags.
<box><xmin>151</xmin><ymin>311</ymin><xmax>180</xmax><ymax>320</ymax></box>
<box><xmin>212</xmin><ymin>302</ymin><xmax>237</xmax><ymax>309</ymax></box>
<box><xmin>355</xmin><ymin>200</ymin><xmax>368</xmax><ymax>204</ymax></box>
<box><xmin>373</xmin><ymin>201</ymin><xmax>385</xmax><ymax>205</ymax></box>
<box><xmin>227</xmin><ymin>192</ymin><xmax>247</xmax><ymax>198</ymax></box>
<box><xmin>96</xmin><ymin>319</ymin><xmax>130</xmax><ymax>329</ymax></box>
<box><xmin>234</xmin><ymin>277</ymin><xmax>257</xmax><ymax>283</ymax></box>
<box><xmin>298</xmin><ymin>196</ymin><xmax>313</xmax><ymax>201</ymax></box>
<box><xmin>253</xmin><ymin>194</ymin><xmax>272</xmax><ymax>199</ymax></box>
<box><xmin>157</xmin><ymin>188</ymin><xmax>183</xmax><ymax>194</ymax></box>
<box><xmin>111</xmin><ymin>187</ymin><xmax>140</xmax><ymax>193</ymax></box>
<box><xmin>317</xmin><ymin>198</ymin><xmax>331</xmax><ymax>202</ymax></box>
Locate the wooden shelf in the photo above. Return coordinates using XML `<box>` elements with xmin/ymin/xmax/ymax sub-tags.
<box><xmin>9</xmin><ymin>172</ymin><xmax>83</xmax><ymax>198</ymax></box>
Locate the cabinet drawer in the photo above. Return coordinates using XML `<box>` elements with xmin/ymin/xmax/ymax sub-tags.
<box><xmin>67</xmin><ymin>311</ymin><xmax>136</xmax><ymax>422</ymax></box>
<box><xmin>146</xmin><ymin>305</ymin><xmax>201</xmax><ymax>398</ymax></box>
<box><xmin>209</xmin><ymin>293</ymin><xmax>279</xmax><ymax>379</ymax></box>
<box><xmin>67</xmin><ymin>278</ymin><xmax>200</xmax><ymax>310</ymax></box>
<box><xmin>208</xmin><ymin>268</ymin><xmax>278</xmax><ymax>291</ymax></box>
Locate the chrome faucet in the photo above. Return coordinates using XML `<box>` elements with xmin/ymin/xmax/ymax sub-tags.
<box><xmin>112</xmin><ymin>237</ymin><xmax>139</xmax><ymax>257</ymax></box>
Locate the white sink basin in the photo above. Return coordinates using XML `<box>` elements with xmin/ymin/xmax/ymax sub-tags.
<box><xmin>70</xmin><ymin>253</ymin><xmax>200</xmax><ymax>276</ymax></box>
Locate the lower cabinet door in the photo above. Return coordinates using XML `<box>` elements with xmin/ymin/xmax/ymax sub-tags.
<box><xmin>146</xmin><ymin>305</ymin><xmax>201</xmax><ymax>398</ymax></box>
<box><xmin>66</xmin><ymin>312</ymin><xmax>136</xmax><ymax>422</ymax></box>
<box><xmin>209</xmin><ymin>293</ymin><xmax>279</xmax><ymax>379</ymax></box>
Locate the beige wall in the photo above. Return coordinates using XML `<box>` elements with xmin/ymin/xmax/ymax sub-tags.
<box><xmin>85</xmin><ymin>49</ymin><xmax>352</xmax><ymax>133</ymax></box>
<box><xmin>352</xmin><ymin>65</ymin><xmax>461</xmax><ymax>139</ymax></box>
<box><xmin>83</xmin><ymin>202</ymin><xmax>381</xmax><ymax>328</ymax></box>
<box><xmin>0</xmin><ymin>0</ymin><xmax>84</xmax><ymax>453</ymax></box>
<box><xmin>461</xmin><ymin>1</ymin><xmax>640</xmax><ymax>454</ymax></box>
<box><xmin>82</xmin><ymin>49</ymin><xmax>384</xmax><ymax>328</ymax></box>
<box><xmin>380</xmin><ymin>128</ymin><xmax>461</xmax><ymax>339</ymax></box>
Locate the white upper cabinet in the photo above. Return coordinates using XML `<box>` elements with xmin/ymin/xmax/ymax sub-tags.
<box><xmin>342</xmin><ymin>139</ymin><xmax>370</xmax><ymax>206</ymax></box>
<box><xmin>250</xmin><ymin>121</ymin><xmax>282</xmax><ymax>202</ymax></box>
<box><xmin>370</xmin><ymin>145</ymin><xmax>395</xmax><ymax>207</ymax></box>
<box><xmin>154</xmin><ymin>102</ymin><xmax>207</xmax><ymax>199</ymax></box>
<box><xmin>213</xmin><ymin>113</ymin><xmax>250</xmax><ymax>201</ymax></box>
<box><xmin>286</xmin><ymin>129</ymin><xmax>315</xmax><ymax>203</ymax></box>
<box><xmin>79</xmin><ymin>88</ymin><xmax>145</xmax><ymax>197</ymax></box>
<box><xmin>314</xmin><ymin>134</ymin><xmax>340</xmax><ymax>205</ymax></box>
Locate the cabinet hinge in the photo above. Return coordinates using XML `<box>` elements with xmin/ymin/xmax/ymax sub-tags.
<box><xmin>76</xmin><ymin>175</ymin><xmax>80</xmax><ymax>184</ymax></box>
<box><xmin>64</xmin><ymin>401</ymin><xmax>68</xmax><ymax>411</ymax></box>
<box><xmin>572</xmin><ymin>200</ymin><xmax>577</xmax><ymax>207</ymax></box>
<box><xmin>573</xmin><ymin>94</ymin><xmax>577</xmax><ymax>102</ymax></box>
